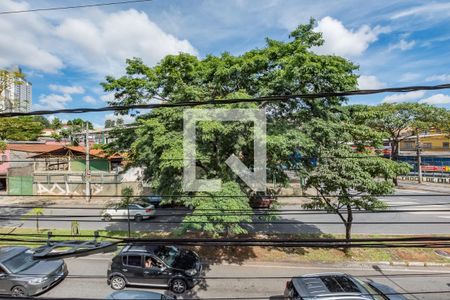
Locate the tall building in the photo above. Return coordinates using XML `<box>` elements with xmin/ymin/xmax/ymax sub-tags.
<box><xmin>0</xmin><ymin>67</ymin><xmax>32</xmax><ymax>113</ymax></box>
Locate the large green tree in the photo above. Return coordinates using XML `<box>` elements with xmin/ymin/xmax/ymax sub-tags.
<box><xmin>348</xmin><ymin>103</ymin><xmax>448</xmax><ymax>161</ymax></box>
<box><xmin>103</xmin><ymin>20</ymin><xmax>408</xmax><ymax>238</ymax></box>
<box><xmin>301</xmin><ymin>119</ymin><xmax>410</xmax><ymax>249</ymax></box>
<box><xmin>0</xmin><ymin>117</ymin><xmax>44</xmax><ymax>141</ymax></box>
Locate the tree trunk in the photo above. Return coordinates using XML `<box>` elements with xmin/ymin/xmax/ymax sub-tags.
<box><xmin>391</xmin><ymin>141</ymin><xmax>399</xmax><ymax>186</ymax></box>
<box><xmin>344</xmin><ymin>205</ymin><xmax>353</xmax><ymax>256</ymax></box>
<box><xmin>36</xmin><ymin>215</ymin><xmax>39</xmax><ymax>233</ymax></box>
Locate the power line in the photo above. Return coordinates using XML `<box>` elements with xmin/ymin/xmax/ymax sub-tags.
<box><xmin>2</xmin><ymin>235</ymin><xmax>450</xmax><ymax>248</ymax></box>
<box><xmin>3</xmin><ymin>208</ymin><xmax>450</xmax><ymax>218</ymax></box>
<box><xmin>1</xmin><ymin>216</ymin><xmax>449</xmax><ymax>225</ymax></box>
<box><xmin>0</xmin><ymin>193</ymin><xmax>447</xmax><ymax>199</ymax></box>
<box><xmin>0</xmin><ymin>0</ymin><xmax>154</xmax><ymax>15</ymax></box>
<box><xmin>1</xmin><ymin>83</ymin><xmax>450</xmax><ymax>117</ymax></box>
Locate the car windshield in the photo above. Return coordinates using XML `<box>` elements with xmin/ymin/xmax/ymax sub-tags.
<box><xmin>353</xmin><ymin>279</ymin><xmax>386</xmax><ymax>300</ymax></box>
<box><xmin>3</xmin><ymin>249</ymin><xmax>38</xmax><ymax>273</ymax></box>
<box><xmin>154</xmin><ymin>246</ymin><xmax>179</xmax><ymax>267</ymax></box>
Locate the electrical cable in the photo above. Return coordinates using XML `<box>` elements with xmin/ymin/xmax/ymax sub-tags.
<box><xmin>0</xmin><ymin>0</ymin><xmax>154</xmax><ymax>15</ymax></box>
<box><xmin>0</xmin><ymin>193</ymin><xmax>447</xmax><ymax>198</ymax></box>
<box><xmin>1</xmin><ymin>216</ymin><xmax>450</xmax><ymax>225</ymax></box>
<box><xmin>1</xmin><ymin>83</ymin><xmax>450</xmax><ymax>117</ymax></box>
<box><xmin>6</xmin><ymin>291</ymin><xmax>450</xmax><ymax>300</ymax></box>
<box><xmin>0</xmin><ymin>273</ymin><xmax>448</xmax><ymax>280</ymax></box>
<box><xmin>3</xmin><ymin>208</ymin><xmax>450</xmax><ymax>218</ymax></box>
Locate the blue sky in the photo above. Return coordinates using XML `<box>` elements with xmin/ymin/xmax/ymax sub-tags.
<box><xmin>1</xmin><ymin>0</ymin><xmax>450</xmax><ymax>128</ymax></box>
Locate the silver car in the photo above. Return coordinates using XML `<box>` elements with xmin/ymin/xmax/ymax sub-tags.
<box><xmin>0</xmin><ymin>246</ymin><xmax>68</xmax><ymax>297</ymax></box>
<box><xmin>284</xmin><ymin>273</ymin><xmax>407</xmax><ymax>300</ymax></box>
<box><xmin>102</xmin><ymin>204</ymin><xmax>156</xmax><ymax>222</ymax></box>
<box><xmin>107</xmin><ymin>290</ymin><xmax>176</xmax><ymax>299</ymax></box>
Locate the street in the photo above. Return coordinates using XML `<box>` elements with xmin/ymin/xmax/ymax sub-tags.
<box><xmin>40</xmin><ymin>254</ymin><xmax>450</xmax><ymax>299</ymax></box>
<box><xmin>1</xmin><ymin>188</ymin><xmax>449</xmax><ymax>235</ymax></box>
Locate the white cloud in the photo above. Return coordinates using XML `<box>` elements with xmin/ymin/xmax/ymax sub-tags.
<box><xmin>399</xmin><ymin>72</ymin><xmax>421</xmax><ymax>82</ymax></box>
<box><xmin>419</xmin><ymin>94</ymin><xmax>450</xmax><ymax>105</ymax></box>
<box><xmin>54</xmin><ymin>9</ymin><xmax>197</xmax><ymax>77</ymax></box>
<box><xmin>358</xmin><ymin>75</ymin><xmax>385</xmax><ymax>89</ymax></box>
<box><xmin>426</xmin><ymin>74</ymin><xmax>450</xmax><ymax>82</ymax></box>
<box><xmin>82</xmin><ymin>96</ymin><xmax>97</xmax><ymax>104</ymax></box>
<box><xmin>34</xmin><ymin>94</ymin><xmax>72</xmax><ymax>110</ymax></box>
<box><xmin>382</xmin><ymin>91</ymin><xmax>426</xmax><ymax>103</ymax></box>
<box><xmin>100</xmin><ymin>93</ymin><xmax>115</xmax><ymax>102</ymax></box>
<box><xmin>0</xmin><ymin>2</ymin><xmax>196</xmax><ymax>76</ymax></box>
<box><xmin>312</xmin><ymin>16</ymin><xmax>389</xmax><ymax>57</ymax></box>
<box><xmin>49</xmin><ymin>84</ymin><xmax>85</xmax><ymax>95</ymax></box>
<box><xmin>389</xmin><ymin>39</ymin><xmax>415</xmax><ymax>51</ymax></box>
<box><xmin>392</xmin><ymin>3</ymin><xmax>450</xmax><ymax>19</ymax></box>
<box><xmin>0</xmin><ymin>0</ymin><xmax>63</xmax><ymax>72</ymax></box>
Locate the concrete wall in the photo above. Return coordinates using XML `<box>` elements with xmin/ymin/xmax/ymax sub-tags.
<box><xmin>33</xmin><ymin>172</ymin><xmax>143</xmax><ymax>196</ymax></box>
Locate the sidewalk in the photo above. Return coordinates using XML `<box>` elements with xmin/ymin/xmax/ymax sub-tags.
<box><xmin>0</xmin><ymin>195</ymin><xmax>114</xmax><ymax>207</ymax></box>
<box><xmin>397</xmin><ymin>180</ymin><xmax>450</xmax><ymax>194</ymax></box>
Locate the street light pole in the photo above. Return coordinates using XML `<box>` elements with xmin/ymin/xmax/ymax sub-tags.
<box><xmin>85</xmin><ymin>123</ymin><xmax>91</xmax><ymax>202</ymax></box>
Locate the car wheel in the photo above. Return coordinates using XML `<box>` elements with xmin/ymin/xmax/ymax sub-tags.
<box><xmin>171</xmin><ymin>278</ymin><xmax>187</xmax><ymax>294</ymax></box>
<box><xmin>110</xmin><ymin>275</ymin><xmax>126</xmax><ymax>290</ymax></box>
<box><xmin>103</xmin><ymin>214</ymin><xmax>112</xmax><ymax>222</ymax></box>
<box><xmin>134</xmin><ymin>214</ymin><xmax>143</xmax><ymax>222</ymax></box>
<box><xmin>11</xmin><ymin>286</ymin><xmax>27</xmax><ymax>297</ymax></box>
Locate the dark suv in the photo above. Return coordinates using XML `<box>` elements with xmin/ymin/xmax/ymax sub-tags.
<box><xmin>107</xmin><ymin>244</ymin><xmax>202</xmax><ymax>294</ymax></box>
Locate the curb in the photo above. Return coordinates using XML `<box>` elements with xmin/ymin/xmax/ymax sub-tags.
<box><xmin>205</xmin><ymin>259</ymin><xmax>450</xmax><ymax>269</ymax></box>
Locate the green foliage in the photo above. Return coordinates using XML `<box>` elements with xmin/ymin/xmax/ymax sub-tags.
<box><xmin>0</xmin><ymin>141</ymin><xmax>6</xmax><ymax>151</ymax></box>
<box><xmin>101</xmin><ymin>20</ymin><xmax>360</xmax><ymax>236</ymax></box>
<box><xmin>181</xmin><ymin>182</ymin><xmax>252</xmax><ymax>237</ymax></box>
<box><xmin>303</xmin><ymin>146</ymin><xmax>411</xmax><ymax>243</ymax></box>
<box><xmin>50</xmin><ymin>132</ymin><xmax>62</xmax><ymax>142</ymax></box>
<box><xmin>51</xmin><ymin>117</ymin><xmax>63</xmax><ymax>129</ymax></box>
<box><xmin>0</xmin><ymin>117</ymin><xmax>44</xmax><ymax>141</ymax></box>
<box><xmin>32</xmin><ymin>116</ymin><xmax>51</xmax><ymax>128</ymax></box>
<box><xmin>348</xmin><ymin>103</ymin><xmax>449</xmax><ymax>158</ymax></box>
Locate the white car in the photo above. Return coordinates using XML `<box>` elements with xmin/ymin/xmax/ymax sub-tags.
<box><xmin>102</xmin><ymin>204</ymin><xmax>156</xmax><ymax>222</ymax></box>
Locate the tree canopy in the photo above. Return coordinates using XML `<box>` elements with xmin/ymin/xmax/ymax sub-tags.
<box><xmin>0</xmin><ymin>117</ymin><xmax>44</xmax><ymax>141</ymax></box>
<box><xmin>102</xmin><ymin>20</ymin><xmax>410</xmax><ymax>238</ymax></box>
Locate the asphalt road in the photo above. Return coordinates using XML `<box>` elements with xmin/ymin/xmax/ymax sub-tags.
<box><xmin>39</xmin><ymin>254</ymin><xmax>450</xmax><ymax>299</ymax></box>
<box><xmin>1</xmin><ymin>188</ymin><xmax>449</xmax><ymax>235</ymax></box>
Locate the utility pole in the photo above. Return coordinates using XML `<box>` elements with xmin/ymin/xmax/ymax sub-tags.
<box><xmin>85</xmin><ymin>122</ymin><xmax>91</xmax><ymax>202</ymax></box>
<box><xmin>416</xmin><ymin>129</ymin><xmax>422</xmax><ymax>184</ymax></box>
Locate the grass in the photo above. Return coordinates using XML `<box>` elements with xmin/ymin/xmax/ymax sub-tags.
<box><xmin>0</xmin><ymin>228</ymin><xmax>448</xmax><ymax>264</ymax></box>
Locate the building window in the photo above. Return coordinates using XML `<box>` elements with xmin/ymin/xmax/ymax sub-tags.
<box><xmin>422</xmin><ymin>143</ymin><xmax>432</xmax><ymax>149</ymax></box>
<box><xmin>403</xmin><ymin>142</ymin><xmax>415</xmax><ymax>150</ymax></box>
<box><xmin>444</xmin><ymin>142</ymin><xmax>450</xmax><ymax>149</ymax></box>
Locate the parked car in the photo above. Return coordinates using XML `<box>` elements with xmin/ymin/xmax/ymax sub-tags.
<box><xmin>0</xmin><ymin>246</ymin><xmax>68</xmax><ymax>297</ymax></box>
<box><xmin>102</xmin><ymin>204</ymin><xmax>156</xmax><ymax>222</ymax></box>
<box><xmin>284</xmin><ymin>273</ymin><xmax>407</xmax><ymax>300</ymax></box>
<box><xmin>140</xmin><ymin>196</ymin><xmax>163</xmax><ymax>207</ymax></box>
<box><xmin>249</xmin><ymin>193</ymin><xmax>276</xmax><ymax>209</ymax></box>
<box><xmin>107</xmin><ymin>290</ymin><xmax>176</xmax><ymax>299</ymax></box>
<box><xmin>107</xmin><ymin>243</ymin><xmax>202</xmax><ymax>294</ymax></box>
<box><xmin>140</xmin><ymin>196</ymin><xmax>193</xmax><ymax>210</ymax></box>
